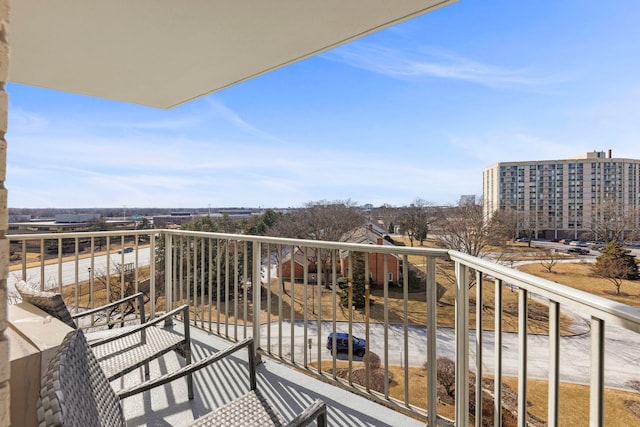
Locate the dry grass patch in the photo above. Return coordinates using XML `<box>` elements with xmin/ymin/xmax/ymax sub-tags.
<box><xmin>518</xmin><ymin>262</ymin><xmax>640</xmax><ymax>309</ymax></box>
<box><xmin>501</xmin><ymin>377</ymin><xmax>640</xmax><ymax>426</ymax></box>
<box><xmin>310</xmin><ymin>360</ymin><xmax>455</xmax><ymax>422</ymax></box>
<box><xmin>311</xmin><ymin>359</ymin><xmax>640</xmax><ymax>426</ymax></box>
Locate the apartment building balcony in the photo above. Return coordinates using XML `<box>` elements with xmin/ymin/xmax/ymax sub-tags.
<box><xmin>8</xmin><ymin>229</ymin><xmax>640</xmax><ymax>426</ymax></box>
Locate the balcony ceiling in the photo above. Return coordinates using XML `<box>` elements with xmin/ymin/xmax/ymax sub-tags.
<box><xmin>9</xmin><ymin>0</ymin><xmax>457</xmax><ymax>109</ymax></box>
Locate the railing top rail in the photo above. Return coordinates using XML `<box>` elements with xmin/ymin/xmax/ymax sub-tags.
<box><xmin>8</xmin><ymin>230</ymin><xmax>159</xmax><ymax>240</ymax></box>
<box><xmin>449</xmin><ymin>250</ymin><xmax>640</xmax><ymax>333</ymax></box>
<box><xmin>162</xmin><ymin>229</ymin><xmax>451</xmax><ymax>258</ymax></box>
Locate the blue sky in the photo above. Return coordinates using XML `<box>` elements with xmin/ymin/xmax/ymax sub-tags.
<box><xmin>7</xmin><ymin>1</ymin><xmax>640</xmax><ymax>209</ymax></box>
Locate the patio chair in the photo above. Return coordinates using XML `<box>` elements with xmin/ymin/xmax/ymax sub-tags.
<box><xmin>15</xmin><ymin>280</ymin><xmax>195</xmax><ymax>396</ymax></box>
<box><xmin>38</xmin><ymin>330</ymin><xmax>328</xmax><ymax>427</ymax></box>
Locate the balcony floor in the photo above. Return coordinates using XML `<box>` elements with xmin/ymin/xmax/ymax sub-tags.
<box><xmin>114</xmin><ymin>321</ymin><xmax>424</xmax><ymax>427</ymax></box>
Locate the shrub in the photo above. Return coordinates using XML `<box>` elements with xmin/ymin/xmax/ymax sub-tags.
<box><xmin>365</xmin><ymin>352</ymin><xmax>381</xmax><ymax>370</ymax></box>
<box><xmin>348</xmin><ymin>367</ymin><xmax>393</xmax><ymax>394</ymax></box>
<box><xmin>424</xmin><ymin>356</ymin><xmax>456</xmax><ymax>398</ymax></box>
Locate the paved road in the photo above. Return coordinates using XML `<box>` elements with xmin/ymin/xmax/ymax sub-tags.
<box><xmin>7</xmin><ymin>247</ymin><xmax>151</xmax><ymax>295</ymax></box>
<box><xmin>260</xmin><ymin>319</ymin><xmax>640</xmax><ymax>389</ymax></box>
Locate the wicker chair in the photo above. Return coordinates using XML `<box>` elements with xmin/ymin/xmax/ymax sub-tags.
<box><xmin>15</xmin><ymin>280</ymin><xmax>195</xmax><ymax>397</ymax></box>
<box><xmin>38</xmin><ymin>330</ymin><xmax>327</xmax><ymax>427</ymax></box>
<box><xmin>15</xmin><ymin>279</ymin><xmax>146</xmax><ymax>330</ymax></box>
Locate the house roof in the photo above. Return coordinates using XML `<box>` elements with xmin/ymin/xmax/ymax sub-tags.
<box><xmin>9</xmin><ymin>0</ymin><xmax>457</xmax><ymax>109</ymax></box>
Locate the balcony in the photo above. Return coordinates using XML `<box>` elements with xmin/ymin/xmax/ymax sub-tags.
<box><xmin>8</xmin><ymin>229</ymin><xmax>640</xmax><ymax>426</ymax></box>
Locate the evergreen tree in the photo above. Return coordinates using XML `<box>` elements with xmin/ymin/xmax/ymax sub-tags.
<box><xmin>340</xmin><ymin>252</ymin><xmax>366</xmax><ymax>308</ymax></box>
<box><xmin>595</xmin><ymin>241</ymin><xmax>639</xmax><ymax>280</ymax></box>
<box><xmin>175</xmin><ymin>215</ymin><xmax>249</xmax><ymax>300</ymax></box>
<box><xmin>593</xmin><ymin>241</ymin><xmax>639</xmax><ymax>295</ymax></box>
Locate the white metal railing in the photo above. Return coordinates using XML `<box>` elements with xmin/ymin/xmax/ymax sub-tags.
<box><xmin>449</xmin><ymin>251</ymin><xmax>640</xmax><ymax>427</ymax></box>
<box><xmin>8</xmin><ymin>230</ymin><xmax>640</xmax><ymax>426</ymax></box>
<box><xmin>8</xmin><ymin>230</ymin><xmax>161</xmax><ymax>316</ymax></box>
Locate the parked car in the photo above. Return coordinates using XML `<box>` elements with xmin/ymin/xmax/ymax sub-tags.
<box><xmin>567</xmin><ymin>248</ymin><xmax>590</xmax><ymax>255</ymax></box>
<box><xmin>117</xmin><ymin>247</ymin><xmax>134</xmax><ymax>254</ymax></box>
<box><xmin>326</xmin><ymin>332</ymin><xmax>366</xmax><ymax>357</ymax></box>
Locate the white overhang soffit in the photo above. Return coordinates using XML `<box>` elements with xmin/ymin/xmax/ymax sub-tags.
<box><xmin>9</xmin><ymin>0</ymin><xmax>457</xmax><ymax>109</ymax></box>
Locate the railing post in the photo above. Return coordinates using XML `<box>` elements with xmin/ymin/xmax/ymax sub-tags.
<box><xmin>455</xmin><ymin>261</ymin><xmax>469</xmax><ymax>426</ymax></box>
<box><xmin>590</xmin><ymin>317</ymin><xmax>604</xmax><ymax>426</ymax></box>
<box><xmin>426</xmin><ymin>256</ymin><xmax>437</xmax><ymax>427</ymax></box>
<box><xmin>402</xmin><ymin>254</ymin><xmax>409</xmax><ymax>405</ymax></box>
<box><xmin>518</xmin><ymin>288</ymin><xmax>528</xmax><ymax>427</ymax></box>
<box><xmin>494</xmin><ymin>279</ymin><xmax>503</xmax><ymax>427</ymax></box>
<box><xmin>150</xmin><ymin>231</ymin><xmax>156</xmax><ymax>319</ymax></box>
<box><xmin>475</xmin><ymin>271</ymin><xmax>483</xmax><ymax>427</ymax></box>
<box><xmin>21</xmin><ymin>239</ymin><xmax>27</xmax><ymax>281</ymax></box>
<box><xmin>164</xmin><ymin>232</ymin><xmax>173</xmax><ymax>326</ymax></box>
<box><xmin>548</xmin><ymin>301</ymin><xmax>560</xmax><ymax>427</ymax></box>
<box><xmin>252</xmin><ymin>241</ymin><xmax>262</xmax><ymax>363</ymax></box>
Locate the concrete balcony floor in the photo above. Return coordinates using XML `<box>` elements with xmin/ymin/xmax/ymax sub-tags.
<box><xmin>114</xmin><ymin>322</ymin><xmax>423</xmax><ymax>427</ymax></box>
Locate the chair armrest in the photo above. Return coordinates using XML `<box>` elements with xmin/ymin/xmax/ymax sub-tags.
<box><xmin>88</xmin><ymin>304</ymin><xmax>188</xmax><ymax>348</ymax></box>
<box><xmin>71</xmin><ymin>292</ymin><xmax>145</xmax><ymax>322</ymax></box>
<box><xmin>117</xmin><ymin>337</ymin><xmax>254</xmax><ymax>400</ymax></box>
<box><xmin>284</xmin><ymin>399</ymin><xmax>327</xmax><ymax>427</ymax></box>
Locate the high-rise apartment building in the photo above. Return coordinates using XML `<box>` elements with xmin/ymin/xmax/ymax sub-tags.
<box><xmin>483</xmin><ymin>150</ymin><xmax>640</xmax><ymax>240</ymax></box>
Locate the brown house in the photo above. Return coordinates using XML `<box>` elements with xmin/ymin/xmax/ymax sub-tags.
<box><xmin>339</xmin><ymin>224</ymin><xmax>401</xmax><ymax>286</ymax></box>
<box><xmin>279</xmin><ymin>224</ymin><xmax>402</xmax><ymax>286</ymax></box>
<box><xmin>281</xmin><ymin>249</ymin><xmax>318</xmax><ymax>283</ymax></box>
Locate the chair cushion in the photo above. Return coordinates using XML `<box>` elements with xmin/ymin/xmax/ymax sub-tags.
<box><xmin>15</xmin><ymin>280</ymin><xmax>77</xmax><ymax>329</ymax></box>
<box><xmin>92</xmin><ymin>326</ymin><xmax>186</xmax><ymax>381</ymax></box>
<box><xmin>188</xmin><ymin>390</ymin><xmax>286</xmax><ymax>427</ymax></box>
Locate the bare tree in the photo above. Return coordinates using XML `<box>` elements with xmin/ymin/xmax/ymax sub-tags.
<box><xmin>488</xmin><ymin>208</ymin><xmax>519</xmax><ymax>243</ymax></box>
<box><xmin>371</xmin><ymin>203</ymin><xmax>399</xmax><ymax>234</ymax></box>
<box><xmin>593</xmin><ymin>258</ymin><xmax>634</xmax><ymax>295</ymax></box>
<box><xmin>587</xmin><ymin>199</ymin><xmax>636</xmax><ymax>243</ymax></box>
<box><xmin>91</xmin><ymin>262</ymin><xmax>159</xmax><ymax>328</ymax></box>
<box><xmin>517</xmin><ymin>210</ymin><xmax>541</xmax><ymax>246</ymax></box>
<box><xmin>539</xmin><ymin>249</ymin><xmax>560</xmax><ymax>273</ymax></box>
<box><xmin>267</xmin><ymin>199</ymin><xmax>366</xmax><ymax>285</ymax></box>
<box><xmin>435</xmin><ymin>202</ymin><xmax>494</xmax><ymax>258</ymax></box>
<box><xmin>398</xmin><ymin>198</ymin><xmax>437</xmax><ymax>246</ymax></box>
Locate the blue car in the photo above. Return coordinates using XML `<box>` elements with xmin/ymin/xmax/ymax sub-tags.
<box><xmin>326</xmin><ymin>332</ymin><xmax>366</xmax><ymax>357</ymax></box>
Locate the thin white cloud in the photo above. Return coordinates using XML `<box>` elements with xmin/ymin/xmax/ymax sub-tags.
<box><xmin>205</xmin><ymin>98</ymin><xmax>286</xmax><ymax>144</ymax></box>
<box><xmin>7</xmin><ymin>106</ymin><xmax>49</xmax><ymax>132</ymax></box>
<box><xmin>446</xmin><ymin>132</ymin><xmax>589</xmax><ymax>166</ymax></box>
<box><xmin>324</xmin><ymin>43</ymin><xmax>550</xmax><ymax>88</ymax></box>
<box><xmin>93</xmin><ymin>115</ymin><xmax>207</xmax><ymax>132</ymax></box>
